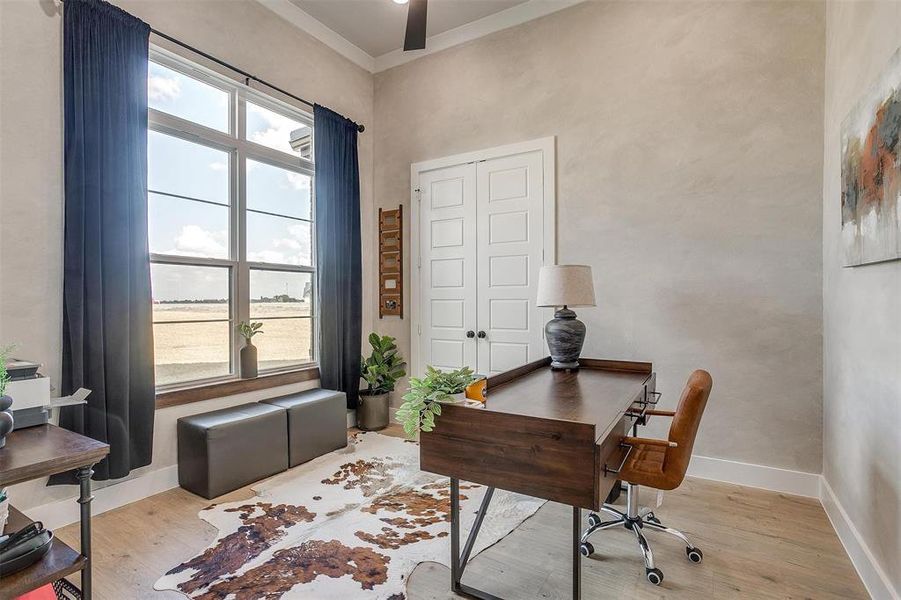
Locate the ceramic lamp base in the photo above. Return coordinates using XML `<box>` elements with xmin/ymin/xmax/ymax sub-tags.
<box><xmin>545</xmin><ymin>306</ymin><xmax>586</xmax><ymax>370</ymax></box>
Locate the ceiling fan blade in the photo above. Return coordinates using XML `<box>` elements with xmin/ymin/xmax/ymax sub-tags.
<box><xmin>403</xmin><ymin>0</ymin><xmax>428</xmax><ymax>51</ymax></box>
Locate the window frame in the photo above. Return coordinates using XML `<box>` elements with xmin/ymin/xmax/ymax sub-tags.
<box><xmin>148</xmin><ymin>48</ymin><xmax>318</xmax><ymax>393</ymax></box>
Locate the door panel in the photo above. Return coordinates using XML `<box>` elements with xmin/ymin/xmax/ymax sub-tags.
<box><xmin>419</xmin><ymin>163</ymin><xmax>478</xmax><ymax>372</ymax></box>
<box><xmin>476</xmin><ymin>151</ymin><xmax>547</xmax><ymax>375</ymax></box>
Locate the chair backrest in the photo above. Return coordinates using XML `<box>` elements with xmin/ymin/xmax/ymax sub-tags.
<box><xmin>662</xmin><ymin>370</ymin><xmax>713</xmax><ymax>486</ymax></box>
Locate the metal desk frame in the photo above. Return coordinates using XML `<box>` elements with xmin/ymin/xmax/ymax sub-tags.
<box><xmin>449</xmin><ymin>478</ymin><xmax>582</xmax><ymax>600</ymax></box>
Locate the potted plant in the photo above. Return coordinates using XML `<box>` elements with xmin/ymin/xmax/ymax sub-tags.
<box><xmin>0</xmin><ymin>345</ymin><xmax>15</xmax><ymax>449</ymax></box>
<box><xmin>396</xmin><ymin>366</ymin><xmax>476</xmax><ymax>439</ymax></box>
<box><xmin>358</xmin><ymin>333</ymin><xmax>406</xmax><ymax>431</ymax></box>
<box><xmin>238</xmin><ymin>321</ymin><xmax>263</xmax><ymax>379</ymax></box>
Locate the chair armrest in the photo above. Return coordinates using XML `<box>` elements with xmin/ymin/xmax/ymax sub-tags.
<box><xmin>622</xmin><ymin>435</ymin><xmax>678</xmax><ymax>449</ymax></box>
<box><xmin>626</xmin><ymin>408</ymin><xmax>675</xmax><ymax>417</ymax></box>
<box><xmin>645</xmin><ymin>409</ymin><xmax>675</xmax><ymax>417</ymax></box>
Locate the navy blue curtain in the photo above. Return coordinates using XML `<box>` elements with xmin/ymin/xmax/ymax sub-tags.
<box><xmin>53</xmin><ymin>0</ymin><xmax>155</xmax><ymax>483</ymax></box>
<box><xmin>314</xmin><ymin>105</ymin><xmax>362</xmax><ymax>409</ymax></box>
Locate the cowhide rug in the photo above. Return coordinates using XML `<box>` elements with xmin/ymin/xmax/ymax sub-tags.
<box><xmin>155</xmin><ymin>432</ymin><xmax>544</xmax><ymax>599</ymax></box>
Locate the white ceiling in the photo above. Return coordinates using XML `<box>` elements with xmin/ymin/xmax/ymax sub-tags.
<box><xmin>289</xmin><ymin>0</ymin><xmax>529</xmax><ymax>57</ymax></box>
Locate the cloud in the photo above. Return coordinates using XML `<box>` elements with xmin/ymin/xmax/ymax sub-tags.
<box><xmin>273</xmin><ymin>238</ymin><xmax>301</xmax><ymax>251</ymax></box>
<box><xmin>248</xmin><ymin>104</ymin><xmax>300</xmax><ymax>154</ymax></box>
<box><xmin>149</xmin><ymin>75</ymin><xmax>181</xmax><ymax>103</ymax></box>
<box><xmin>247</xmin><ymin>249</ymin><xmax>294</xmax><ymax>264</ymax></box>
<box><xmin>209</xmin><ymin>161</ymin><xmax>228</xmax><ymax>172</ymax></box>
<box><xmin>170</xmin><ymin>225</ymin><xmax>227</xmax><ymax>258</ymax></box>
<box><xmin>285</xmin><ymin>172</ymin><xmax>310</xmax><ymax>191</ymax></box>
<box><xmin>247</xmin><ymin>223</ymin><xmax>311</xmax><ymax>265</ymax></box>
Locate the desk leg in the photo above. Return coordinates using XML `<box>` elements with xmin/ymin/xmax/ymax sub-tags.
<box><xmin>449</xmin><ymin>479</ymin><xmax>503</xmax><ymax>600</ymax></box>
<box><xmin>573</xmin><ymin>506</ymin><xmax>582</xmax><ymax>600</ymax></box>
<box><xmin>76</xmin><ymin>465</ymin><xmax>95</xmax><ymax>600</ymax></box>
<box><xmin>450</xmin><ymin>477</ymin><xmax>461</xmax><ymax>593</ymax></box>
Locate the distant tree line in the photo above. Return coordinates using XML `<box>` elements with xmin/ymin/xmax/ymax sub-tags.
<box><xmin>156</xmin><ymin>282</ymin><xmax>311</xmax><ymax>304</ymax></box>
<box><xmin>155</xmin><ymin>298</ymin><xmax>228</xmax><ymax>304</ymax></box>
<box><xmin>155</xmin><ymin>293</ymin><xmax>310</xmax><ymax>305</ymax></box>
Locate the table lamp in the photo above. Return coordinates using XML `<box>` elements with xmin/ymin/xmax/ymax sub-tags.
<box><xmin>536</xmin><ymin>265</ymin><xmax>596</xmax><ymax>370</ymax></box>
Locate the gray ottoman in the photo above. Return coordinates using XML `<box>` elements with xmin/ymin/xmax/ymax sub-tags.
<box><xmin>261</xmin><ymin>388</ymin><xmax>348</xmax><ymax>467</ymax></box>
<box><xmin>177</xmin><ymin>402</ymin><xmax>288</xmax><ymax>499</ymax></box>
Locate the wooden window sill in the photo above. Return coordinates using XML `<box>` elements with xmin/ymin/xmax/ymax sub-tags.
<box><xmin>155</xmin><ymin>366</ymin><xmax>320</xmax><ymax>409</ymax></box>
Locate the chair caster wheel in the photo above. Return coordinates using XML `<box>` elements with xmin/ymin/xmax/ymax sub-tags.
<box><xmin>579</xmin><ymin>542</ymin><xmax>594</xmax><ymax>557</ymax></box>
<box><xmin>646</xmin><ymin>567</ymin><xmax>664</xmax><ymax>585</ymax></box>
<box><xmin>687</xmin><ymin>547</ymin><xmax>703</xmax><ymax>563</ymax></box>
<box><xmin>587</xmin><ymin>513</ymin><xmax>602</xmax><ymax>528</ymax></box>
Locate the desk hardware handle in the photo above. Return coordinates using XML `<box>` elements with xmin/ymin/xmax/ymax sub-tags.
<box><xmin>466</xmin><ymin>330</ymin><xmax>475</xmax><ymax>338</ymax></box>
<box><xmin>604</xmin><ymin>442</ymin><xmax>634</xmax><ymax>475</ymax></box>
<box><xmin>626</xmin><ymin>404</ymin><xmax>649</xmax><ymax>424</ymax></box>
<box><xmin>477</xmin><ymin>330</ymin><xmax>487</xmax><ymax>339</ymax></box>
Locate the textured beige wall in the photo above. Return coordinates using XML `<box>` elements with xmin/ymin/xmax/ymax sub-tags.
<box><xmin>373</xmin><ymin>0</ymin><xmax>825</xmax><ymax>473</ymax></box>
<box><xmin>823</xmin><ymin>2</ymin><xmax>901</xmax><ymax>595</ymax></box>
<box><xmin>0</xmin><ymin>0</ymin><xmax>373</xmax><ymax>509</ymax></box>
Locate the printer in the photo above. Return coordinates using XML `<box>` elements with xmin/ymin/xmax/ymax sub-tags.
<box><xmin>5</xmin><ymin>360</ymin><xmax>89</xmax><ymax>429</ymax></box>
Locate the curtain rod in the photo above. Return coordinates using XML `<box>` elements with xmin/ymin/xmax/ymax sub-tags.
<box><xmin>59</xmin><ymin>0</ymin><xmax>365</xmax><ymax>133</ymax></box>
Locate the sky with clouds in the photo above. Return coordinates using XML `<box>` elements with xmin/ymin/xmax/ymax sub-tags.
<box><xmin>148</xmin><ymin>62</ymin><xmax>313</xmax><ymax>302</ymax></box>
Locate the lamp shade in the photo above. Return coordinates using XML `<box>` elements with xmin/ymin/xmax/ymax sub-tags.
<box><xmin>536</xmin><ymin>265</ymin><xmax>596</xmax><ymax>308</ymax></box>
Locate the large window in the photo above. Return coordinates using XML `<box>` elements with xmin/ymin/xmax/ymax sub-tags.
<box><xmin>148</xmin><ymin>51</ymin><xmax>316</xmax><ymax>389</ymax></box>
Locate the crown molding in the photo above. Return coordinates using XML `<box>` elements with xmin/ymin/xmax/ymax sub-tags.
<box><xmin>256</xmin><ymin>0</ymin><xmax>376</xmax><ymax>72</ymax></box>
<box><xmin>373</xmin><ymin>0</ymin><xmax>584</xmax><ymax>72</ymax></box>
<box><xmin>256</xmin><ymin>0</ymin><xmax>585</xmax><ymax>74</ymax></box>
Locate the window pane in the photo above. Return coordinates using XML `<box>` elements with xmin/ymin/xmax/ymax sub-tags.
<box><xmin>149</xmin><ymin>131</ymin><xmax>229</xmax><ymax>203</ymax></box>
<box><xmin>151</xmin><ymin>264</ymin><xmax>230</xmax><ymax>322</ymax></box>
<box><xmin>149</xmin><ymin>61</ymin><xmax>229</xmax><ymax>132</ymax></box>
<box><xmin>154</xmin><ymin>321</ymin><xmax>231</xmax><ymax>386</ymax></box>
<box><xmin>245</xmin><ymin>101</ymin><xmax>310</xmax><ymax>157</ymax></box>
<box><xmin>149</xmin><ymin>193</ymin><xmax>229</xmax><ymax>259</ymax></box>
<box><xmin>246</xmin><ymin>212</ymin><xmax>312</xmax><ymax>266</ymax></box>
<box><xmin>246</xmin><ymin>160</ymin><xmax>311</xmax><ymax>220</ymax></box>
<box><xmin>250</xmin><ymin>270</ymin><xmax>312</xmax><ymax>318</ymax></box>
<box><xmin>252</xmin><ymin>318</ymin><xmax>313</xmax><ymax>371</ymax></box>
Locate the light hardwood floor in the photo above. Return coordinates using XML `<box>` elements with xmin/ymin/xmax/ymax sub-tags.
<box><xmin>57</xmin><ymin>429</ymin><xmax>867</xmax><ymax>599</ymax></box>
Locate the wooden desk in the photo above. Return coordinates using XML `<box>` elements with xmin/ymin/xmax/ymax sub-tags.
<box><xmin>0</xmin><ymin>425</ymin><xmax>109</xmax><ymax>600</ymax></box>
<box><xmin>420</xmin><ymin>357</ymin><xmax>655</xmax><ymax>600</ymax></box>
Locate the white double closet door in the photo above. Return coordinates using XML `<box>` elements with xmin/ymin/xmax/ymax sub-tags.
<box><xmin>414</xmin><ymin>141</ymin><xmax>554</xmax><ymax>376</ymax></box>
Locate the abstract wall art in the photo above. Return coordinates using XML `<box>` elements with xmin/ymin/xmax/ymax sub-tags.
<box><xmin>841</xmin><ymin>46</ymin><xmax>901</xmax><ymax>266</ymax></box>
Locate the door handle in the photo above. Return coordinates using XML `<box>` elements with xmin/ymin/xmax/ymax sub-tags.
<box><xmin>477</xmin><ymin>330</ymin><xmax>487</xmax><ymax>339</ymax></box>
<box><xmin>466</xmin><ymin>330</ymin><xmax>475</xmax><ymax>338</ymax></box>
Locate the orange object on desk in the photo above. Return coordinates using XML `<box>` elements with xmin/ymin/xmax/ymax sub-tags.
<box><xmin>15</xmin><ymin>584</ymin><xmax>57</xmax><ymax>600</ymax></box>
<box><xmin>464</xmin><ymin>377</ymin><xmax>487</xmax><ymax>402</ymax></box>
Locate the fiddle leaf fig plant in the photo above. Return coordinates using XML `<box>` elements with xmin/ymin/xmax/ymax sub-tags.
<box><xmin>396</xmin><ymin>366</ymin><xmax>476</xmax><ymax>439</ymax></box>
<box><xmin>360</xmin><ymin>333</ymin><xmax>406</xmax><ymax>395</ymax></box>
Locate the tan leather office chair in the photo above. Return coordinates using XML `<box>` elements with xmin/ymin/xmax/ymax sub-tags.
<box><xmin>581</xmin><ymin>369</ymin><xmax>713</xmax><ymax>586</ymax></box>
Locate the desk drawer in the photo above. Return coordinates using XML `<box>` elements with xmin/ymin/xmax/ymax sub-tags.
<box><xmin>595</xmin><ymin>416</ymin><xmax>628</xmax><ymax>508</ymax></box>
<box><xmin>421</xmin><ymin>404</ymin><xmax>599</xmax><ymax>509</ymax></box>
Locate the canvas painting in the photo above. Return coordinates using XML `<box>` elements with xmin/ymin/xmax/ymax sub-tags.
<box><xmin>841</xmin><ymin>46</ymin><xmax>901</xmax><ymax>266</ymax></box>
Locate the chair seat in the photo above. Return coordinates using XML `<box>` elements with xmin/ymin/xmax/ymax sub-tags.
<box><xmin>620</xmin><ymin>442</ymin><xmax>682</xmax><ymax>491</ymax></box>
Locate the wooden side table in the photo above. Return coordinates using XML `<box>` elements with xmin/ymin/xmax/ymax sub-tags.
<box><xmin>0</xmin><ymin>425</ymin><xmax>109</xmax><ymax>600</ymax></box>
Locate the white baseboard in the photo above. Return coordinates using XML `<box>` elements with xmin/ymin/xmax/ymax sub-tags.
<box><xmin>347</xmin><ymin>409</ymin><xmax>356</xmax><ymax>428</ymax></box>
<box><xmin>28</xmin><ymin>465</ymin><xmax>180</xmax><ymax>531</ymax></box>
<box><xmin>687</xmin><ymin>454</ymin><xmax>821</xmax><ymax>498</ymax></box>
<box><xmin>819</xmin><ymin>478</ymin><xmax>899</xmax><ymax>600</ymax></box>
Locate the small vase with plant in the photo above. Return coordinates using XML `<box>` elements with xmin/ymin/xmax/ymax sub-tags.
<box><xmin>358</xmin><ymin>333</ymin><xmax>405</xmax><ymax>431</ymax></box>
<box><xmin>0</xmin><ymin>345</ymin><xmax>15</xmax><ymax>449</ymax></box>
<box><xmin>238</xmin><ymin>321</ymin><xmax>263</xmax><ymax>379</ymax></box>
<box><xmin>396</xmin><ymin>366</ymin><xmax>476</xmax><ymax>439</ymax></box>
